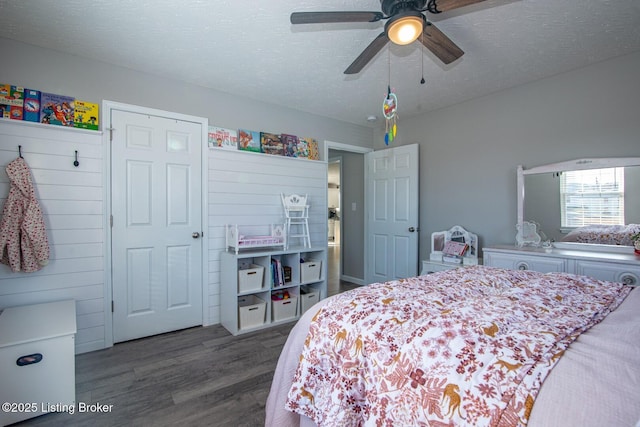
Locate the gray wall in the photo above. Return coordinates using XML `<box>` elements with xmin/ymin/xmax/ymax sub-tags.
<box><xmin>374</xmin><ymin>51</ymin><xmax>640</xmax><ymax>261</ymax></box>
<box><xmin>0</xmin><ymin>38</ymin><xmax>373</xmax><ymax>153</ymax></box>
<box><xmin>3</xmin><ymin>37</ymin><xmax>640</xmax><ymax>276</ymax></box>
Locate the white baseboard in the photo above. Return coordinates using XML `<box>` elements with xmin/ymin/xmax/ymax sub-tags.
<box><xmin>340</xmin><ymin>275</ymin><xmax>365</xmax><ymax>286</ymax></box>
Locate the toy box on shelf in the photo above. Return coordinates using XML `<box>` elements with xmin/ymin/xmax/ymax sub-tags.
<box><xmin>237</xmin><ymin>260</ymin><xmax>265</xmax><ymax>293</ymax></box>
<box><xmin>238</xmin><ymin>295</ymin><xmax>266</xmax><ymax>330</ymax></box>
<box><xmin>300</xmin><ymin>285</ymin><xmax>320</xmax><ymax>315</ymax></box>
<box><xmin>300</xmin><ymin>259</ymin><xmax>322</xmax><ymax>282</ymax></box>
<box><xmin>271</xmin><ymin>290</ymin><xmax>298</xmax><ymax>322</ymax></box>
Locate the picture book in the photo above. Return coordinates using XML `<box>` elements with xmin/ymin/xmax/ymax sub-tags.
<box><xmin>301</xmin><ymin>137</ymin><xmax>319</xmax><ymax>160</ymax></box>
<box><xmin>442</xmin><ymin>240</ymin><xmax>469</xmax><ymax>256</ymax></box>
<box><xmin>238</xmin><ymin>129</ymin><xmax>261</xmax><ymax>152</ymax></box>
<box><xmin>208</xmin><ymin>126</ymin><xmax>238</xmax><ymax>149</ymax></box>
<box><xmin>23</xmin><ymin>89</ymin><xmax>41</xmax><ymax>122</ymax></box>
<box><xmin>74</xmin><ymin>100</ymin><xmax>99</xmax><ymax>130</ymax></box>
<box><xmin>260</xmin><ymin>132</ymin><xmax>284</xmax><ymax>155</ymax></box>
<box><xmin>40</xmin><ymin>92</ymin><xmax>75</xmax><ymax>127</ymax></box>
<box><xmin>0</xmin><ymin>84</ymin><xmax>24</xmax><ymax>120</ymax></box>
<box><xmin>281</xmin><ymin>133</ymin><xmax>299</xmax><ymax>157</ymax></box>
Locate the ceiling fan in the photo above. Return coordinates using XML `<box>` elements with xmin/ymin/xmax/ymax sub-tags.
<box><xmin>291</xmin><ymin>0</ymin><xmax>486</xmax><ymax>74</ymax></box>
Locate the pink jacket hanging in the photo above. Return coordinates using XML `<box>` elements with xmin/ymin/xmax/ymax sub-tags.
<box><xmin>0</xmin><ymin>157</ymin><xmax>50</xmax><ymax>272</ymax></box>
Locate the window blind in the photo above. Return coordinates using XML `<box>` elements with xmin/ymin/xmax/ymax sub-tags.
<box><xmin>560</xmin><ymin>167</ymin><xmax>624</xmax><ymax>227</ymax></box>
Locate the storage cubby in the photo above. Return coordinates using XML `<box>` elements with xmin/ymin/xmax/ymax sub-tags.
<box><xmin>220</xmin><ymin>246</ymin><xmax>327</xmax><ymax>335</ymax></box>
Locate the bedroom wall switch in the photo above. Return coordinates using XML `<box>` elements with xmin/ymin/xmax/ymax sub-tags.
<box><xmin>352</xmin><ymin>202</ymin><xmax>356</xmax><ymax>211</ymax></box>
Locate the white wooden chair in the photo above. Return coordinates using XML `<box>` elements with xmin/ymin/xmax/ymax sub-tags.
<box><xmin>281</xmin><ymin>193</ymin><xmax>311</xmax><ymax>248</ymax></box>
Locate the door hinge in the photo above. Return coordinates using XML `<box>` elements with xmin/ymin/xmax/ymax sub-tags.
<box><xmin>106</xmin><ymin>126</ymin><xmax>114</xmax><ymax>142</ymax></box>
<box><xmin>110</xmin><ymin>215</ymin><xmax>113</xmax><ymax>227</ymax></box>
<box><xmin>111</xmin><ymin>301</ymin><xmax>114</xmax><ymax>312</ymax></box>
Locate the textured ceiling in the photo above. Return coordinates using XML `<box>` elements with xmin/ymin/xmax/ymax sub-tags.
<box><xmin>1</xmin><ymin>0</ymin><xmax>639</xmax><ymax>127</ymax></box>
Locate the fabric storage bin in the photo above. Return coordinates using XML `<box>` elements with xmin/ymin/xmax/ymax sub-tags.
<box><xmin>238</xmin><ymin>295</ymin><xmax>266</xmax><ymax>329</ymax></box>
<box><xmin>272</xmin><ymin>296</ymin><xmax>298</xmax><ymax>321</ymax></box>
<box><xmin>300</xmin><ymin>287</ymin><xmax>320</xmax><ymax>315</ymax></box>
<box><xmin>238</xmin><ymin>264</ymin><xmax>264</xmax><ymax>293</ymax></box>
<box><xmin>300</xmin><ymin>260</ymin><xmax>322</xmax><ymax>282</ymax></box>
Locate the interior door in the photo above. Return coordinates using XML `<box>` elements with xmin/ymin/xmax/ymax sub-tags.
<box><xmin>366</xmin><ymin>144</ymin><xmax>419</xmax><ymax>284</ymax></box>
<box><xmin>111</xmin><ymin>108</ymin><xmax>203</xmax><ymax>343</ymax></box>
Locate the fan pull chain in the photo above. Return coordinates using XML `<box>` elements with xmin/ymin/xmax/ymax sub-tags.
<box><xmin>420</xmin><ymin>32</ymin><xmax>426</xmax><ymax>84</ymax></box>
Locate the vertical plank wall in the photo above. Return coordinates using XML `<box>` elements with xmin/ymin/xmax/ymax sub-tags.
<box><xmin>206</xmin><ymin>149</ymin><xmax>328</xmax><ymax>324</ymax></box>
<box><xmin>0</xmin><ymin>120</ymin><xmax>105</xmax><ymax>354</ymax></box>
<box><xmin>0</xmin><ymin>120</ymin><xmax>329</xmax><ymax>353</ymax></box>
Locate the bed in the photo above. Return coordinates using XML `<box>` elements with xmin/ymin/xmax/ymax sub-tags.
<box><xmin>225</xmin><ymin>224</ymin><xmax>286</xmax><ymax>254</ymax></box>
<box><xmin>561</xmin><ymin>223</ymin><xmax>640</xmax><ymax>246</ymax></box>
<box><xmin>266</xmin><ymin>265</ymin><xmax>640</xmax><ymax>427</ymax></box>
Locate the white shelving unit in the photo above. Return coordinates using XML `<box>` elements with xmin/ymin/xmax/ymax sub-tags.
<box><xmin>220</xmin><ymin>246</ymin><xmax>327</xmax><ymax>335</ymax></box>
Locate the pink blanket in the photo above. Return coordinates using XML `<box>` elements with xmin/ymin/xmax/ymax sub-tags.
<box><xmin>283</xmin><ymin>266</ymin><xmax>631</xmax><ymax>427</ymax></box>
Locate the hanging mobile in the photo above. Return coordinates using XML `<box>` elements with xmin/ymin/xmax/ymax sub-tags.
<box><xmin>383</xmin><ymin>48</ymin><xmax>398</xmax><ymax>145</ymax></box>
<box><xmin>383</xmin><ymin>86</ymin><xmax>398</xmax><ymax>145</ymax></box>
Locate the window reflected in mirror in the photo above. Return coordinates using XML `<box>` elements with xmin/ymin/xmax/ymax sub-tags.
<box><xmin>560</xmin><ymin>167</ymin><xmax>624</xmax><ymax>229</ymax></box>
<box><xmin>523</xmin><ymin>165</ymin><xmax>640</xmax><ymax>243</ymax></box>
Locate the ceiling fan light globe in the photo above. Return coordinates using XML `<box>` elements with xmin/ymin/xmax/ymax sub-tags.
<box><xmin>387</xmin><ymin>16</ymin><xmax>423</xmax><ymax>45</ymax></box>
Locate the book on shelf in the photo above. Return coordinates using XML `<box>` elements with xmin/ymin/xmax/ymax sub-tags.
<box><xmin>208</xmin><ymin>126</ymin><xmax>238</xmax><ymax>149</ymax></box>
<box><xmin>0</xmin><ymin>84</ymin><xmax>24</xmax><ymax>120</ymax></box>
<box><xmin>281</xmin><ymin>133</ymin><xmax>299</xmax><ymax>157</ymax></box>
<box><xmin>297</xmin><ymin>137</ymin><xmax>318</xmax><ymax>159</ymax></box>
<box><xmin>260</xmin><ymin>132</ymin><xmax>284</xmax><ymax>155</ymax></box>
<box><xmin>74</xmin><ymin>100</ymin><xmax>99</xmax><ymax>130</ymax></box>
<box><xmin>271</xmin><ymin>258</ymin><xmax>285</xmax><ymax>287</ymax></box>
<box><xmin>23</xmin><ymin>88</ymin><xmax>41</xmax><ymax>122</ymax></box>
<box><xmin>238</xmin><ymin>129</ymin><xmax>261</xmax><ymax>152</ymax></box>
<box><xmin>40</xmin><ymin>92</ymin><xmax>75</xmax><ymax>127</ymax></box>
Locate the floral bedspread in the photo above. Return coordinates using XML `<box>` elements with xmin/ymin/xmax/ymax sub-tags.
<box><xmin>285</xmin><ymin>266</ymin><xmax>631</xmax><ymax>427</ymax></box>
<box><xmin>561</xmin><ymin>224</ymin><xmax>640</xmax><ymax>246</ymax></box>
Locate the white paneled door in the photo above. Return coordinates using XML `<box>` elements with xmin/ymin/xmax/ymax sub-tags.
<box><xmin>111</xmin><ymin>109</ymin><xmax>203</xmax><ymax>343</ymax></box>
<box><xmin>366</xmin><ymin>144</ymin><xmax>419</xmax><ymax>284</ymax></box>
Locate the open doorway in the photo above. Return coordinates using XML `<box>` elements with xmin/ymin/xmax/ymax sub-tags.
<box><xmin>327</xmin><ymin>158</ymin><xmax>343</xmax><ymax>297</ymax></box>
<box><xmin>328</xmin><ymin>158</ymin><xmax>341</xmax><ymax>246</ymax></box>
<box><xmin>326</xmin><ymin>141</ymin><xmax>371</xmax><ymax>294</ymax></box>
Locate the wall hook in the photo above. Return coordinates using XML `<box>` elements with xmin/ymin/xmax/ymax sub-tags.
<box><xmin>18</xmin><ymin>145</ymin><xmax>23</xmax><ymax>158</ymax></box>
<box><xmin>73</xmin><ymin>150</ymin><xmax>79</xmax><ymax>167</ymax></box>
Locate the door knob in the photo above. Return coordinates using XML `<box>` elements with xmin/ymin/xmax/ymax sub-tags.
<box><xmin>408</xmin><ymin>227</ymin><xmax>416</xmax><ymax>232</ymax></box>
<box><xmin>192</xmin><ymin>232</ymin><xmax>201</xmax><ymax>239</ymax></box>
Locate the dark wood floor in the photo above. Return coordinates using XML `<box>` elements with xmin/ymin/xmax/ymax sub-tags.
<box><xmin>15</xmin><ymin>245</ymin><xmax>359</xmax><ymax>427</ymax></box>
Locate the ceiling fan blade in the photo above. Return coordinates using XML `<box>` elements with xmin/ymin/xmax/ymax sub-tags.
<box><xmin>344</xmin><ymin>32</ymin><xmax>389</xmax><ymax>74</ymax></box>
<box><xmin>419</xmin><ymin>21</ymin><xmax>464</xmax><ymax>64</ymax></box>
<box><xmin>291</xmin><ymin>11</ymin><xmax>384</xmax><ymax>25</ymax></box>
<box><xmin>426</xmin><ymin>0</ymin><xmax>487</xmax><ymax>13</ymax></box>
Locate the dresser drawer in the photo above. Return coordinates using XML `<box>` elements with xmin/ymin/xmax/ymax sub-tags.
<box><xmin>484</xmin><ymin>252</ymin><xmax>566</xmax><ymax>273</ymax></box>
<box><xmin>574</xmin><ymin>260</ymin><xmax>640</xmax><ymax>286</ymax></box>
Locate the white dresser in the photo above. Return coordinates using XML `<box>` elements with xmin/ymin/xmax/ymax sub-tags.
<box><xmin>0</xmin><ymin>300</ymin><xmax>76</xmax><ymax>425</ymax></box>
<box><xmin>483</xmin><ymin>245</ymin><xmax>640</xmax><ymax>286</ymax></box>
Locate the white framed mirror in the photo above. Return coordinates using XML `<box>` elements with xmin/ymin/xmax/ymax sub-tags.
<box><xmin>517</xmin><ymin>157</ymin><xmax>640</xmax><ymax>250</ymax></box>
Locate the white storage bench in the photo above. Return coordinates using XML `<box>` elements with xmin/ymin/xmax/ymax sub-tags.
<box><xmin>0</xmin><ymin>300</ymin><xmax>76</xmax><ymax>425</ymax></box>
